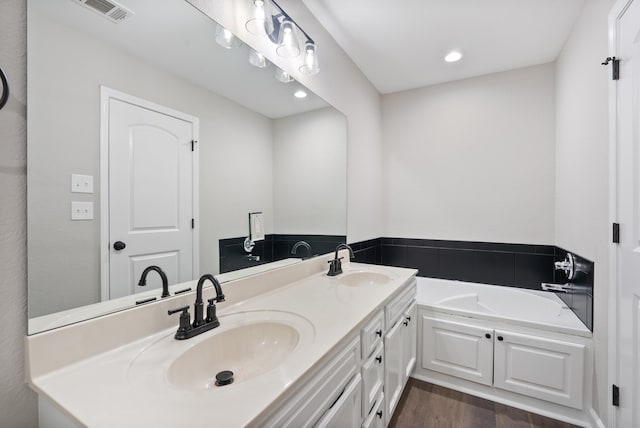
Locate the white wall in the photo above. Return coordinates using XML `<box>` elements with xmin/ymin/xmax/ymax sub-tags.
<box><xmin>273</xmin><ymin>108</ymin><xmax>347</xmax><ymax>234</ymax></box>
<box><xmin>555</xmin><ymin>0</ymin><xmax>615</xmax><ymax>421</ymax></box>
<box><xmin>382</xmin><ymin>63</ymin><xmax>556</xmax><ymax>244</ymax></box>
<box><xmin>0</xmin><ymin>0</ymin><xmax>40</xmax><ymax>425</ymax></box>
<box><xmin>28</xmin><ymin>13</ymin><xmax>274</xmax><ymax>316</ymax></box>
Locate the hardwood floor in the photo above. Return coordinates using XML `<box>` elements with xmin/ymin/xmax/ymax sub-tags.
<box><xmin>388</xmin><ymin>378</ymin><xmax>580</xmax><ymax>428</ymax></box>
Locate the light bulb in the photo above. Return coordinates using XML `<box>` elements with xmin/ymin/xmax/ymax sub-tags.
<box><xmin>249</xmin><ymin>49</ymin><xmax>268</xmax><ymax>68</ymax></box>
<box><xmin>275</xmin><ymin>68</ymin><xmax>294</xmax><ymax>83</ymax></box>
<box><xmin>294</xmin><ymin>90</ymin><xmax>307</xmax><ymax>98</ymax></box>
<box><xmin>215</xmin><ymin>25</ymin><xmax>241</xmax><ymax>49</ymax></box>
<box><xmin>276</xmin><ymin>19</ymin><xmax>300</xmax><ymax>58</ymax></box>
<box><xmin>299</xmin><ymin>41</ymin><xmax>319</xmax><ymax>75</ymax></box>
<box><xmin>246</xmin><ymin>0</ymin><xmax>272</xmax><ymax>37</ymax></box>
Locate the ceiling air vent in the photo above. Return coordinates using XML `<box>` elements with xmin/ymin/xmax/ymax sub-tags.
<box><xmin>73</xmin><ymin>0</ymin><xmax>134</xmax><ymax>23</ymax></box>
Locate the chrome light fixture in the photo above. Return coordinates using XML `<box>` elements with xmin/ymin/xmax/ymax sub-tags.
<box><xmin>244</xmin><ymin>0</ymin><xmax>319</xmax><ymax>77</ymax></box>
<box><xmin>299</xmin><ymin>41</ymin><xmax>319</xmax><ymax>75</ymax></box>
<box><xmin>215</xmin><ymin>24</ymin><xmax>242</xmax><ymax>49</ymax></box>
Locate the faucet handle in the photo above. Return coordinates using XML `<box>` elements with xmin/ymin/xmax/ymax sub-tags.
<box><xmin>206</xmin><ymin>298</ymin><xmax>221</xmax><ymax>326</ymax></box>
<box><xmin>168</xmin><ymin>306</ymin><xmax>191</xmax><ymax>334</ymax></box>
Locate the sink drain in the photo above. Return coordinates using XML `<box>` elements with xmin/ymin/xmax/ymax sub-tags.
<box><xmin>215</xmin><ymin>370</ymin><xmax>234</xmax><ymax>387</ymax></box>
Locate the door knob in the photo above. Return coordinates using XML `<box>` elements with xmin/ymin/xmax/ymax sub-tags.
<box><xmin>113</xmin><ymin>241</ymin><xmax>126</xmax><ymax>251</ymax></box>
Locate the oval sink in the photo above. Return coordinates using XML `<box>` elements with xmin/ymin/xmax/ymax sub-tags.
<box><xmin>168</xmin><ymin>322</ymin><xmax>299</xmax><ymax>390</ymax></box>
<box><xmin>339</xmin><ymin>271</ymin><xmax>393</xmax><ymax>287</ymax></box>
<box><xmin>127</xmin><ymin>310</ymin><xmax>315</xmax><ymax>391</ymax></box>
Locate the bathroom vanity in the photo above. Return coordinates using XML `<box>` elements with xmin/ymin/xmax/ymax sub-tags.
<box><xmin>25</xmin><ymin>253</ymin><xmax>417</xmax><ymax>427</ymax></box>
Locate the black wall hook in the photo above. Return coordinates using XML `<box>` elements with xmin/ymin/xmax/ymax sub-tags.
<box><xmin>0</xmin><ymin>67</ymin><xmax>9</xmax><ymax>110</ymax></box>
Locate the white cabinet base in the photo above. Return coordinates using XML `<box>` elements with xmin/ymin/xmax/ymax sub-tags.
<box><xmin>415</xmin><ymin>308</ymin><xmax>593</xmax><ymax>428</ymax></box>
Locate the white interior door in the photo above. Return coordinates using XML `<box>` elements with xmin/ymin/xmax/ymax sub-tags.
<box><xmin>615</xmin><ymin>0</ymin><xmax>640</xmax><ymax>425</ymax></box>
<box><xmin>103</xmin><ymin>89</ymin><xmax>198</xmax><ymax>299</ymax></box>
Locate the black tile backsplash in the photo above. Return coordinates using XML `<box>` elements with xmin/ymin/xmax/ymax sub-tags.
<box><xmin>348</xmin><ymin>237</ymin><xmax>594</xmax><ymax>331</ymax></box>
<box><xmin>219</xmin><ymin>234</ymin><xmax>346</xmax><ymax>274</ymax></box>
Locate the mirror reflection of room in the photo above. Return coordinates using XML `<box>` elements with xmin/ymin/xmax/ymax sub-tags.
<box><xmin>27</xmin><ymin>0</ymin><xmax>346</xmax><ymax>332</ymax></box>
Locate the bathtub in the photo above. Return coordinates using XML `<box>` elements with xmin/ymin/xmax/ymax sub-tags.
<box><xmin>416</xmin><ymin>277</ymin><xmax>591</xmax><ymax>337</ymax></box>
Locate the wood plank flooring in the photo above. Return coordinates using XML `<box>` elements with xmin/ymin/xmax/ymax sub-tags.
<box><xmin>388</xmin><ymin>378</ymin><xmax>581</xmax><ymax>428</ymax></box>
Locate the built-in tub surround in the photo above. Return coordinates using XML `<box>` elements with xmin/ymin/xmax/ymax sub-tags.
<box><xmin>25</xmin><ymin>252</ymin><xmax>417</xmax><ymax>427</ymax></box>
<box><xmin>349</xmin><ymin>238</ymin><xmax>594</xmax><ymax>331</ymax></box>
<box><xmin>417</xmin><ymin>278</ymin><xmax>590</xmax><ymax>337</ymax></box>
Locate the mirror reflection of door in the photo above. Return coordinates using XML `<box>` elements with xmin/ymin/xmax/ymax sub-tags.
<box><xmin>102</xmin><ymin>88</ymin><xmax>199</xmax><ymax>299</ymax></box>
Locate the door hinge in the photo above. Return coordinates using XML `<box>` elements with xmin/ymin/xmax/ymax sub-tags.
<box><xmin>612</xmin><ymin>384</ymin><xmax>620</xmax><ymax>407</ymax></box>
<box><xmin>191</xmin><ymin>140</ymin><xmax>198</xmax><ymax>151</ymax></box>
<box><xmin>191</xmin><ymin>218</ymin><xmax>195</xmax><ymax>229</ymax></box>
<box><xmin>613</xmin><ymin>222</ymin><xmax>620</xmax><ymax>244</ymax></box>
<box><xmin>602</xmin><ymin>57</ymin><xmax>620</xmax><ymax>80</ymax></box>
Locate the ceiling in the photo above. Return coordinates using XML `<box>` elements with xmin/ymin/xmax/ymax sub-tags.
<box><xmin>303</xmin><ymin>0</ymin><xmax>586</xmax><ymax>94</ymax></box>
<box><xmin>32</xmin><ymin>0</ymin><xmax>329</xmax><ymax>118</ymax></box>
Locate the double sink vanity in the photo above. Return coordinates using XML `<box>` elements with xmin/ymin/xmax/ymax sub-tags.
<box><xmin>26</xmin><ymin>251</ymin><xmax>418</xmax><ymax>427</ymax></box>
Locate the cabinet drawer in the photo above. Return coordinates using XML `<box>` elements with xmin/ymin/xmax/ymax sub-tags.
<box><xmin>361</xmin><ymin>310</ymin><xmax>384</xmax><ymax>359</ymax></box>
<box><xmin>264</xmin><ymin>337</ymin><xmax>360</xmax><ymax>428</ymax></box>
<box><xmin>385</xmin><ymin>279</ymin><xmax>416</xmax><ymax>329</ymax></box>
<box><xmin>362</xmin><ymin>392</ymin><xmax>384</xmax><ymax>428</ymax></box>
<box><xmin>361</xmin><ymin>342</ymin><xmax>384</xmax><ymax>418</ymax></box>
<box><xmin>493</xmin><ymin>330</ymin><xmax>585</xmax><ymax>410</ymax></box>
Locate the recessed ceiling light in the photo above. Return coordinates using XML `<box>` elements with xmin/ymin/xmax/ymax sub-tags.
<box><xmin>444</xmin><ymin>51</ymin><xmax>462</xmax><ymax>63</ymax></box>
<box><xmin>294</xmin><ymin>90</ymin><xmax>307</xmax><ymax>98</ymax></box>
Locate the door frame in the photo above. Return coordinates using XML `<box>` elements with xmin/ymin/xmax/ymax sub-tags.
<box><xmin>99</xmin><ymin>86</ymin><xmax>199</xmax><ymax>301</ymax></box>
<box><xmin>607</xmin><ymin>1</ymin><xmax>634</xmax><ymax>427</ymax></box>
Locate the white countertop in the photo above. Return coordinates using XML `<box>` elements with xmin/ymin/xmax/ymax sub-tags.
<box><xmin>26</xmin><ymin>258</ymin><xmax>417</xmax><ymax>427</ymax></box>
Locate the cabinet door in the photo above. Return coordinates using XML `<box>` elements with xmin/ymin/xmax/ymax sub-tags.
<box><xmin>421</xmin><ymin>316</ymin><xmax>493</xmax><ymax>386</ymax></box>
<box><xmin>362</xmin><ymin>393</ymin><xmax>385</xmax><ymax>428</ymax></box>
<box><xmin>384</xmin><ymin>318</ymin><xmax>404</xmax><ymax>425</ymax></box>
<box><xmin>361</xmin><ymin>343</ymin><xmax>384</xmax><ymax>418</ymax></box>
<box><xmin>315</xmin><ymin>374</ymin><xmax>362</xmax><ymax>428</ymax></box>
<box><xmin>493</xmin><ymin>330</ymin><xmax>585</xmax><ymax>410</ymax></box>
<box><xmin>402</xmin><ymin>303</ymin><xmax>417</xmax><ymax>380</ymax></box>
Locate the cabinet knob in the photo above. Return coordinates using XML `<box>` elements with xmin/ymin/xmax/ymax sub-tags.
<box><xmin>497</xmin><ymin>336</ymin><xmax>504</xmax><ymax>341</ymax></box>
<box><xmin>485</xmin><ymin>333</ymin><xmax>491</xmax><ymax>339</ymax></box>
<box><xmin>375</xmin><ymin>329</ymin><xmax>382</xmax><ymax>337</ymax></box>
<box><xmin>376</xmin><ymin>410</ymin><xmax>383</xmax><ymax>419</ymax></box>
<box><xmin>113</xmin><ymin>241</ymin><xmax>126</xmax><ymax>251</ymax></box>
<box><xmin>376</xmin><ymin>355</ymin><xmax>383</xmax><ymax>364</ymax></box>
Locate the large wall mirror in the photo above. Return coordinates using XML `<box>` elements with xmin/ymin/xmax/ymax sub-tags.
<box><xmin>27</xmin><ymin>0</ymin><xmax>347</xmax><ymax>334</ymax></box>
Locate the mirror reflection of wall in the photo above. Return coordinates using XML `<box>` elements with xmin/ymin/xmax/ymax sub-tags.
<box><xmin>27</xmin><ymin>0</ymin><xmax>346</xmax><ymax>331</ymax></box>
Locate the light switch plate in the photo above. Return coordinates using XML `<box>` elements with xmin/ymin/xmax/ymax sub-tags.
<box><xmin>249</xmin><ymin>212</ymin><xmax>264</xmax><ymax>241</ymax></box>
<box><xmin>71</xmin><ymin>201</ymin><xmax>94</xmax><ymax>220</ymax></box>
<box><xmin>71</xmin><ymin>174</ymin><xmax>94</xmax><ymax>194</ymax></box>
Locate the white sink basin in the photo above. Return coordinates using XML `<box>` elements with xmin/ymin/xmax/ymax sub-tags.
<box><xmin>127</xmin><ymin>310</ymin><xmax>315</xmax><ymax>391</ymax></box>
<box><xmin>338</xmin><ymin>271</ymin><xmax>393</xmax><ymax>287</ymax></box>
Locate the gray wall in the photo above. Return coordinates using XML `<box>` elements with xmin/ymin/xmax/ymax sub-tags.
<box><xmin>273</xmin><ymin>108</ymin><xmax>347</xmax><ymax>235</ymax></box>
<box><xmin>382</xmin><ymin>63</ymin><xmax>556</xmax><ymax>244</ymax></box>
<box><xmin>0</xmin><ymin>0</ymin><xmax>39</xmax><ymax>425</ymax></box>
<box><xmin>554</xmin><ymin>0</ymin><xmax>615</xmax><ymax>422</ymax></box>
